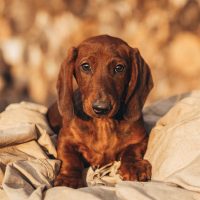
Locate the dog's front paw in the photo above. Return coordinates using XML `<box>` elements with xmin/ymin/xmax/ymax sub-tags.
<box><xmin>118</xmin><ymin>159</ymin><xmax>151</xmax><ymax>181</ymax></box>
<box><xmin>54</xmin><ymin>174</ymin><xmax>84</xmax><ymax>188</ymax></box>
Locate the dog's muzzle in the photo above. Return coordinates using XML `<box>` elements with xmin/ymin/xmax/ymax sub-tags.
<box><xmin>92</xmin><ymin>100</ymin><xmax>112</xmax><ymax>115</ymax></box>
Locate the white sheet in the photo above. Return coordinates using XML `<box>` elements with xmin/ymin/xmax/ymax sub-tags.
<box><xmin>0</xmin><ymin>92</ymin><xmax>200</xmax><ymax>199</ymax></box>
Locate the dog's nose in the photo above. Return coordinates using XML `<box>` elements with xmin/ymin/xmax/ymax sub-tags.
<box><xmin>92</xmin><ymin>101</ymin><xmax>112</xmax><ymax>115</ymax></box>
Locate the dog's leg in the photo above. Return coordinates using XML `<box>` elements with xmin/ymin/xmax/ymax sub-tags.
<box><xmin>118</xmin><ymin>136</ymin><xmax>152</xmax><ymax>181</ymax></box>
<box><xmin>54</xmin><ymin>129</ymin><xmax>85</xmax><ymax>188</ymax></box>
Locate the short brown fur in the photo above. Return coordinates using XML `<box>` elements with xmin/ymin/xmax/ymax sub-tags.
<box><xmin>47</xmin><ymin>35</ymin><xmax>153</xmax><ymax>188</ymax></box>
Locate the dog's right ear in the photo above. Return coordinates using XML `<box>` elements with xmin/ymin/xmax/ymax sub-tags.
<box><xmin>57</xmin><ymin>47</ymin><xmax>77</xmax><ymax>121</ymax></box>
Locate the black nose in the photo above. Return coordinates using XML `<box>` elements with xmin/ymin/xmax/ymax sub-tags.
<box><xmin>92</xmin><ymin>101</ymin><xmax>112</xmax><ymax>115</ymax></box>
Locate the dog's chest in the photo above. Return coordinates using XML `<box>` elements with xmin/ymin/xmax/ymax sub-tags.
<box><xmin>75</xmin><ymin>119</ymin><xmax>120</xmax><ymax>166</ymax></box>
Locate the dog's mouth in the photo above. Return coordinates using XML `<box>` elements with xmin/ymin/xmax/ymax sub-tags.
<box><xmin>92</xmin><ymin>102</ymin><xmax>112</xmax><ymax>116</ymax></box>
<box><xmin>93</xmin><ymin>108</ymin><xmax>110</xmax><ymax>115</ymax></box>
<box><xmin>91</xmin><ymin>99</ymin><xmax>118</xmax><ymax>118</ymax></box>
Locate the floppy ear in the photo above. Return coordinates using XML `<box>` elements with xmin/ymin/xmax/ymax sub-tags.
<box><xmin>56</xmin><ymin>47</ymin><xmax>77</xmax><ymax>121</ymax></box>
<box><xmin>124</xmin><ymin>48</ymin><xmax>153</xmax><ymax>121</ymax></box>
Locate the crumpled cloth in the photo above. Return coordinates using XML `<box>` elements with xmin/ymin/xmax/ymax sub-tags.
<box><xmin>0</xmin><ymin>102</ymin><xmax>60</xmax><ymax>200</ymax></box>
<box><xmin>145</xmin><ymin>90</ymin><xmax>200</xmax><ymax>193</ymax></box>
<box><xmin>86</xmin><ymin>161</ymin><xmax>121</xmax><ymax>187</ymax></box>
<box><xmin>0</xmin><ymin>91</ymin><xmax>200</xmax><ymax>200</ymax></box>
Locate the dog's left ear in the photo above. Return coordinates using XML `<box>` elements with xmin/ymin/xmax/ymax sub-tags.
<box><xmin>124</xmin><ymin>48</ymin><xmax>153</xmax><ymax>121</ymax></box>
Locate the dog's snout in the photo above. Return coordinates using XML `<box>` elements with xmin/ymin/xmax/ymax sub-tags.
<box><xmin>92</xmin><ymin>101</ymin><xmax>112</xmax><ymax>115</ymax></box>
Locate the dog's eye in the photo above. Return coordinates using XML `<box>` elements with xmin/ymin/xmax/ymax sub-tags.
<box><xmin>115</xmin><ymin>64</ymin><xmax>125</xmax><ymax>73</ymax></box>
<box><xmin>81</xmin><ymin>63</ymin><xmax>91</xmax><ymax>72</ymax></box>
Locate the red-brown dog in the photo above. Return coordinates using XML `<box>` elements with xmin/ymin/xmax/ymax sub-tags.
<box><xmin>47</xmin><ymin>35</ymin><xmax>153</xmax><ymax>188</ymax></box>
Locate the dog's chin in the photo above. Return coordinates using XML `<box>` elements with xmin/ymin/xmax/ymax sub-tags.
<box><xmin>89</xmin><ymin>113</ymin><xmax>112</xmax><ymax>119</ymax></box>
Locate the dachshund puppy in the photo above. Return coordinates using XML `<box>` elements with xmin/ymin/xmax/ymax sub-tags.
<box><xmin>47</xmin><ymin>35</ymin><xmax>153</xmax><ymax>188</ymax></box>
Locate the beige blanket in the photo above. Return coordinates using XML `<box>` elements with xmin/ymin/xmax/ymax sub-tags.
<box><xmin>0</xmin><ymin>91</ymin><xmax>200</xmax><ymax>200</ymax></box>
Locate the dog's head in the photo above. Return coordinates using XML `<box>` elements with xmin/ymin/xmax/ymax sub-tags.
<box><xmin>57</xmin><ymin>35</ymin><xmax>153</xmax><ymax>121</ymax></box>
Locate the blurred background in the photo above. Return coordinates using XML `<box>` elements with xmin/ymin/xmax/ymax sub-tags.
<box><xmin>0</xmin><ymin>0</ymin><xmax>200</xmax><ymax>111</ymax></box>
